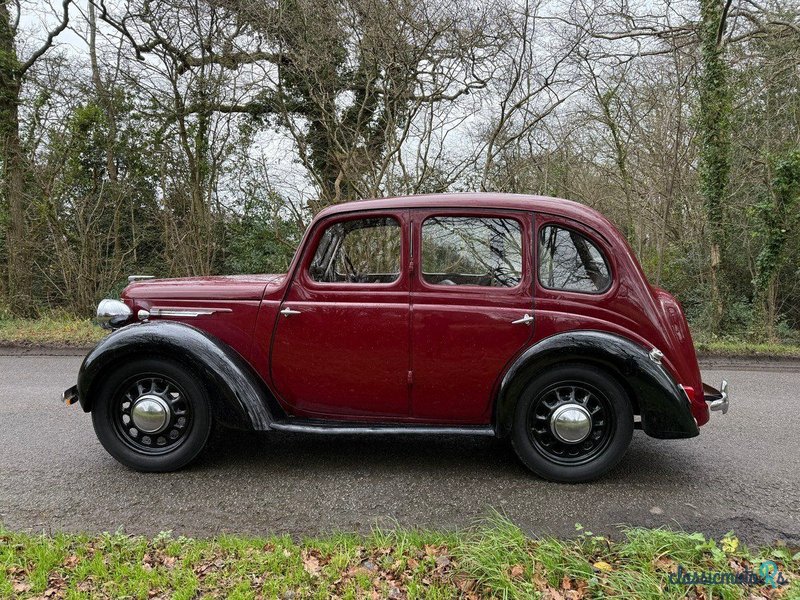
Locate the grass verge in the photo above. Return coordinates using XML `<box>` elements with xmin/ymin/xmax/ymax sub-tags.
<box><xmin>694</xmin><ymin>338</ymin><xmax>800</xmax><ymax>358</ymax></box>
<box><xmin>1</xmin><ymin>517</ymin><xmax>798</xmax><ymax>599</ymax></box>
<box><xmin>0</xmin><ymin>316</ymin><xmax>106</xmax><ymax>347</ymax></box>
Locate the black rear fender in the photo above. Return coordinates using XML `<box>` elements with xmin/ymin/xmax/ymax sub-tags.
<box><xmin>494</xmin><ymin>331</ymin><xmax>699</xmax><ymax>440</ymax></box>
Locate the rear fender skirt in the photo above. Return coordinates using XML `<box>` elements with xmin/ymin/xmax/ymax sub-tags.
<box><xmin>494</xmin><ymin>330</ymin><xmax>699</xmax><ymax>440</ymax></box>
<box><xmin>77</xmin><ymin>320</ymin><xmax>277</xmax><ymax>431</ymax></box>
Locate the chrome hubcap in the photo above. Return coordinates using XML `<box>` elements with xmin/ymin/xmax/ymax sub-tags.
<box><xmin>131</xmin><ymin>395</ymin><xmax>171</xmax><ymax>434</ymax></box>
<box><xmin>550</xmin><ymin>403</ymin><xmax>592</xmax><ymax>443</ymax></box>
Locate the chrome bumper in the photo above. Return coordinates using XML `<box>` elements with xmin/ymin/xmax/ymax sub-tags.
<box><xmin>704</xmin><ymin>380</ymin><xmax>729</xmax><ymax>415</ymax></box>
<box><xmin>62</xmin><ymin>385</ymin><xmax>79</xmax><ymax>406</ymax></box>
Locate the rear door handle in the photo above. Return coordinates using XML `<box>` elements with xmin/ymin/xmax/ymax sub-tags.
<box><xmin>511</xmin><ymin>314</ymin><xmax>534</xmax><ymax>325</ymax></box>
<box><xmin>280</xmin><ymin>307</ymin><xmax>302</xmax><ymax>317</ymax></box>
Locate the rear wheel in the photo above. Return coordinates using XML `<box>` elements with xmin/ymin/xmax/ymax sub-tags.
<box><xmin>91</xmin><ymin>358</ymin><xmax>212</xmax><ymax>472</ymax></box>
<box><xmin>511</xmin><ymin>364</ymin><xmax>633</xmax><ymax>482</ymax></box>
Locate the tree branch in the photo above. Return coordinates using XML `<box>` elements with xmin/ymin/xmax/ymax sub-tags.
<box><xmin>19</xmin><ymin>0</ymin><xmax>71</xmax><ymax>75</ymax></box>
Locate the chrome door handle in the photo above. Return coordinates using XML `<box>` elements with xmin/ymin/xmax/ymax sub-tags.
<box><xmin>511</xmin><ymin>313</ymin><xmax>534</xmax><ymax>325</ymax></box>
<box><xmin>280</xmin><ymin>307</ymin><xmax>302</xmax><ymax>317</ymax></box>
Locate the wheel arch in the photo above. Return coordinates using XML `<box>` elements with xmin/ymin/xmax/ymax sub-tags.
<box><xmin>493</xmin><ymin>330</ymin><xmax>699</xmax><ymax>439</ymax></box>
<box><xmin>77</xmin><ymin>321</ymin><xmax>281</xmax><ymax>431</ymax></box>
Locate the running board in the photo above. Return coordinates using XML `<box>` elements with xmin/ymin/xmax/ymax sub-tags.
<box><xmin>269</xmin><ymin>422</ymin><xmax>496</xmax><ymax>436</ymax></box>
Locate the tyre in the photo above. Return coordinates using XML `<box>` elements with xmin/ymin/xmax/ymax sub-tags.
<box><xmin>511</xmin><ymin>363</ymin><xmax>633</xmax><ymax>483</ymax></box>
<box><xmin>91</xmin><ymin>358</ymin><xmax>212</xmax><ymax>472</ymax></box>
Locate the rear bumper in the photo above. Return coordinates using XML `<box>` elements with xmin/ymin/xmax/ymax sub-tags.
<box><xmin>703</xmin><ymin>380</ymin><xmax>729</xmax><ymax>415</ymax></box>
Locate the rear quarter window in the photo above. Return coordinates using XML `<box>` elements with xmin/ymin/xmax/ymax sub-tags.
<box><xmin>538</xmin><ymin>225</ymin><xmax>611</xmax><ymax>294</ymax></box>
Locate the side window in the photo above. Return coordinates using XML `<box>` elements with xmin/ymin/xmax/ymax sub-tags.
<box><xmin>538</xmin><ymin>225</ymin><xmax>611</xmax><ymax>293</ymax></box>
<box><xmin>309</xmin><ymin>217</ymin><xmax>402</xmax><ymax>284</ymax></box>
<box><xmin>421</xmin><ymin>216</ymin><xmax>523</xmax><ymax>288</ymax></box>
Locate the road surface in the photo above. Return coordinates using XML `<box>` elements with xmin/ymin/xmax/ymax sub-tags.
<box><xmin>0</xmin><ymin>349</ymin><xmax>797</xmax><ymax>544</ymax></box>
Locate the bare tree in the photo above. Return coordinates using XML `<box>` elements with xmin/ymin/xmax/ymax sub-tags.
<box><xmin>0</xmin><ymin>0</ymin><xmax>71</xmax><ymax>314</ymax></box>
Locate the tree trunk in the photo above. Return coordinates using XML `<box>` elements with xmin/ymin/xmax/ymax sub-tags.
<box><xmin>0</xmin><ymin>1</ymin><xmax>33</xmax><ymax>315</ymax></box>
<box><xmin>697</xmin><ymin>0</ymin><xmax>732</xmax><ymax>332</ymax></box>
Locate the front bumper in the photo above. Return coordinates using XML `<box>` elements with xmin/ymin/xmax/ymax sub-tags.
<box><xmin>62</xmin><ymin>385</ymin><xmax>79</xmax><ymax>406</ymax></box>
<box><xmin>703</xmin><ymin>380</ymin><xmax>729</xmax><ymax>415</ymax></box>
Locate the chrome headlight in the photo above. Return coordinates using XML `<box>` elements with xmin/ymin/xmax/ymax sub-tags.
<box><xmin>96</xmin><ymin>299</ymin><xmax>132</xmax><ymax>330</ymax></box>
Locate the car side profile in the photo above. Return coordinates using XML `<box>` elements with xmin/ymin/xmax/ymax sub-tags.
<box><xmin>63</xmin><ymin>193</ymin><xmax>729</xmax><ymax>482</ymax></box>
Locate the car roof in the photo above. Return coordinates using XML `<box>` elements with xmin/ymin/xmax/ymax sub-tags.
<box><xmin>316</xmin><ymin>193</ymin><xmax>617</xmax><ymax>236</ymax></box>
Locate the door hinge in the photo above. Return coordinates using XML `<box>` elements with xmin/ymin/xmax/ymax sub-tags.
<box><xmin>407</xmin><ymin>370</ymin><xmax>413</xmax><ymax>386</ymax></box>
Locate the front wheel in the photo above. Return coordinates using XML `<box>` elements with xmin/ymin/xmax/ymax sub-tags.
<box><xmin>511</xmin><ymin>364</ymin><xmax>633</xmax><ymax>483</ymax></box>
<box><xmin>91</xmin><ymin>358</ymin><xmax>212</xmax><ymax>472</ymax></box>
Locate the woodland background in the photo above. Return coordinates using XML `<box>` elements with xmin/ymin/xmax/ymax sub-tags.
<box><xmin>0</xmin><ymin>0</ymin><xmax>798</xmax><ymax>343</ymax></box>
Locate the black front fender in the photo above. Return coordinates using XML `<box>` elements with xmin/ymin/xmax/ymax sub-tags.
<box><xmin>76</xmin><ymin>321</ymin><xmax>278</xmax><ymax>431</ymax></box>
<box><xmin>494</xmin><ymin>331</ymin><xmax>699</xmax><ymax>439</ymax></box>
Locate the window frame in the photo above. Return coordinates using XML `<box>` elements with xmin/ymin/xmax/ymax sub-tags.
<box><xmin>412</xmin><ymin>208</ymin><xmax>531</xmax><ymax>296</ymax></box>
<box><xmin>298</xmin><ymin>211</ymin><xmax>409</xmax><ymax>291</ymax></box>
<box><xmin>536</xmin><ymin>220</ymin><xmax>614</xmax><ymax>296</ymax></box>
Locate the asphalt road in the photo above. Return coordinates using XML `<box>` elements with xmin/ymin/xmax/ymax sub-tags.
<box><xmin>1</xmin><ymin>350</ymin><xmax>798</xmax><ymax>545</ymax></box>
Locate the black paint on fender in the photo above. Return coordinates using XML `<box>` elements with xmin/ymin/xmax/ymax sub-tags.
<box><xmin>494</xmin><ymin>330</ymin><xmax>699</xmax><ymax>440</ymax></box>
<box><xmin>76</xmin><ymin>321</ymin><xmax>279</xmax><ymax>430</ymax></box>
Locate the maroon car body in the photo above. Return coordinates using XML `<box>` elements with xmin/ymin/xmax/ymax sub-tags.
<box><xmin>65</xmin><ymin>193</ymin><xmax>728</xmax><ymax>482</ymax></box>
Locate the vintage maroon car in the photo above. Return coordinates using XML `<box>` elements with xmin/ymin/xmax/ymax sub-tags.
<box><xmin>63</xmin><ymin>193</ymin><xmax>728</xmax><ymax>482</ymax></box>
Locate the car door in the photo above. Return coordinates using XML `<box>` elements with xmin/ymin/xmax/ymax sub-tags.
<box><xmin>410</xmin><ymin>209</ymin><xmax>534</xmax><ymax>423</ymax></box>
<box><xmin>270</xmin><ymin>211</ymin><xmax>411</xmax><ymax>419</ymax></box>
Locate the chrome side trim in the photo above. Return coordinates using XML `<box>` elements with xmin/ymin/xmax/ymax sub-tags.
<box><xmin>149</xmin><ymin>307</ymin><xmax>233</xmax><ymax>318</ymax></box>
<box><xmin>128</xmin><ymin>275</ymin><xmax>155</xmax><ymax>283</ymax></box>
<box><xmin>269</xmin><ymin>423</ymin><xmax>496</xmax><ymax>436</ymax></box>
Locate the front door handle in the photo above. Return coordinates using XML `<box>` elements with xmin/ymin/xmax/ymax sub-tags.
<box><xmin>511</xmin><ymin>313</ymin><xmax>534</xmax><ymax>325</ymax></box>
<box><xmin>280</xmin><ymin>307</ymin><xmax>302</xmax><ymax>317</ymax></box>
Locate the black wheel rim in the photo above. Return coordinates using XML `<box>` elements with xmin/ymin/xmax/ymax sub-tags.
<box><xmin>112</xmin><ymin>374</ymin><xmax>192</xmax><ymax>455</ymax></box>
<box><xmin>526</xmin><ymin>381</ymin><xmax>615</xmax><ymax>466</ymax></box>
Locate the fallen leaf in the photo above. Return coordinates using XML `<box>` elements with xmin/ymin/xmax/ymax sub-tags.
<box><xmin>722</xmin><ymin>535</ymin><xmax>740</xmax><ymax>554</ymax></box>
<box><xmin>435</xmin><ymin>555</ymin><xmax>451</xmax><ymax>569</ymax></box>
<box><xmin>163</xmin><ymin>556</ymin><xmax>177</xmax><ymax>568</ymax></box>
<box><xmin>653</xmin><ymin>557</ymin><xmax>675</xmax><ymax>572</ymax></box>
<box><xmin>453</xmin><ymin>573</ymin><xmax>477</xmax><ymax>592</ymax></box>
<box><xmin>407</xmin><ymin>558</ymin><xmax>418</xmax><ymax>570</ymax></box>
<box><xmin>545</xmin><ymin>587</ymin><xmax>565</xmax><ymax>600</ymax></box>
<box><xmin>63</xmin><ymin>555</ymin><xmax>79</xmax><ymax>569</ymax></box>
<box><xmin>533</xmin><ymin>570</ymin><xmax>549</xmax><ymax>590</ymax></box>
<box><xmin>302</xmin><ymin>550</ymin><xmax>321</xmax><ymax>576</ymax></box>
<box><xmin>593</xmin><ymin>561</ymin><xmax>613</xmax><ymax>572</ymax></box>
<box><xmin>388</xmin><ymin>586</ymin><xmax>403</xmax><ymax>599</ymax></box>
<box><xmin>510</xmin><ymin>564</ymin><xmax>524</xmax><ymax>578</ymax></box>
<box><xmin>13</xmin><ymin>583</ymin><xmax>31</xmax><ymax>593</ymax></box>
<box><xmin>562</xmin><ymin>576</ymin><xmax>572</xmax><ymax>590</ymax></box>
<box><xmin>142</xmin><ymin>553</ymin><xmax>155</xmax><ymax>570</ymax></box>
